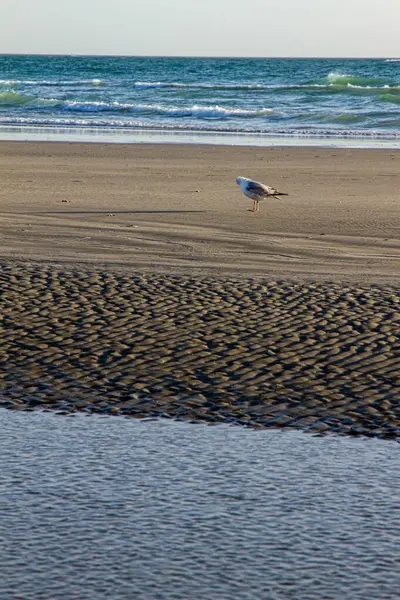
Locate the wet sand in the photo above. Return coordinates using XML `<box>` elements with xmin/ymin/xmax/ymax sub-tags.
<box><xmin>1</xmin><ymin>264</ymin><xmax>399</xmax><ymax>439</ymax></box>
<box><xmin>0</xmin><ymin>142</ymin><xmax>399</xmax><ymax>438</ymax></box>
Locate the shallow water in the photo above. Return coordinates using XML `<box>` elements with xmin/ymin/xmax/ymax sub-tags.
<box><xmin>1</xmin><ymin>409</ymin><xmax>399</xmax><ymax>600</ymax></box>
<box><xmin>2</xmin><ymin>124</ymin><xmax>400</xmax><ymax>148</ymax></box>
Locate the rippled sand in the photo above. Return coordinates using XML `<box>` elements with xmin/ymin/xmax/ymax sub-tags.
<box><xmin>0</xmin><ymin>265</ymin><xmax>399</xmax><ymax>439</ymax></box>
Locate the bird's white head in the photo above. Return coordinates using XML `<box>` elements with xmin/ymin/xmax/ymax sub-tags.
<box><xmin>236</xmin><ymin>176</ymin><xmax>246</xmax><ymax>186</ymax></box>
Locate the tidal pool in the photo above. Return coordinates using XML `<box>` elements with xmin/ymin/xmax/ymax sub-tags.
<box><xmin>1</xmin><ymin>410</ymin><xmax>399</xmax><ymax>600</ymax></box>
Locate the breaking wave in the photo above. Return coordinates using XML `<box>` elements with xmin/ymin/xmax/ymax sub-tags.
<box><xmin>0</xmin><ymin>92</ymin><xmax>273</xmax><ymax>119</ymax></box>
<box><xmin>134</xmin><ymin>78</ymin><xmax>400</xmax><ymax>94</ymax></box>
<box><xmin>1</xmin><ymin>74</ymin><xmax>398</xmax><ymax>97</ymax></box>
<box><xmin>0</xmin><ymin>78</ymin><xmax>104</xmax><ymax>87</ymax></box>
<box><xmin>325</xmin><ymin>72</ymin><xmax>385</xmax><ymax>86</ymax></box>
<box><xmin>62</xmin><ymin>100</ymin><xmax>273</xmax><ymax>118</ymax></box>
<box><xmin>0</xmin><ymin>91</ymin><xmax>59</xmax><ymax>107</ymax></box>
<box><xmin>134</xmin><ymin>81</ymin><xmax>268</xmax><ymax>91</ymax></box>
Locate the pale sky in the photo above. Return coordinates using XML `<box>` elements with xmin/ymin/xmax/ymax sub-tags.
<box><xmin>1</xmin><ymin>0</ymin><xmax>399</xmax><ymax>58</ymax></box>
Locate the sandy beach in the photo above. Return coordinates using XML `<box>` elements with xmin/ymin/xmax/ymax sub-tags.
<box><xmin>0</xmin><ymin>141</ymin><xmax>399</xmax><ymax>282</ymax></box>
<box><xmin>0</xmin><ymin>142</ymin><xmax>399</xmax><ymax>438</ymax></box>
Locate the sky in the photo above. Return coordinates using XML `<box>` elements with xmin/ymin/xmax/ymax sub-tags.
<box><xmin>1</xmin><ymin>0</ymin><xmax>399</xmax><ymax>58</ymax></box>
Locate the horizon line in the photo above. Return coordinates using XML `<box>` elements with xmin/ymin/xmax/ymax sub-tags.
<box><xmin>0</xmin><ymin>52</ymin><xmax>398</xmax><ymax>60</ymax></box>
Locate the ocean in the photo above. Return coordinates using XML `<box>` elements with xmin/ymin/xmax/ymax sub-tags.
<box><xmin>0</xmin><ymin>54</ymin><xmax>399</xmax><ymax>147</ymax></box>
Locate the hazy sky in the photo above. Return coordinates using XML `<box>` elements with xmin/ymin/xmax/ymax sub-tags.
<box><xmin>1</xmin><ymin>0</ymin><xmax>399</xmax><ymax>57</ymax></box>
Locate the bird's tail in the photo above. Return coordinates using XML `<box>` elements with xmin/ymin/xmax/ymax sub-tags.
<box><xmin>273</xmin><ymin>192</ymin><xmax>288</xmax><ymax>198</ymax></box>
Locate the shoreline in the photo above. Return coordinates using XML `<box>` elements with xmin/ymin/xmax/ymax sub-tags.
<box><xmin>1</xmin><ymin>126</ymin><xmax>400</xmax><ymax>150</ymax></box>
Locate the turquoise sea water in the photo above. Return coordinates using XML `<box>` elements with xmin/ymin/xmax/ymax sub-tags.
<box><xmin>0</xmin><ymin>55</ymin><xmax>399</xmax><ymax>147</ymax></box>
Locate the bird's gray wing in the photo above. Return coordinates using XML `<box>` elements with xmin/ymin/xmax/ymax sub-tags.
<box><xmin>252</xmin><ymin>182</ymin><xmax>287</xmax><ymax>196</ymax></box>
<box><xmin>246</xmin><ymin>180</ymin><xmax>270</xmax><ymax>196</ymax></box>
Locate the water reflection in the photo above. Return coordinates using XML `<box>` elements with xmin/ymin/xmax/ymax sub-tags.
<box><xmin>1</xmin><ymin>125</ymin><xmax>400</xmax><ymax>149</ymax></box>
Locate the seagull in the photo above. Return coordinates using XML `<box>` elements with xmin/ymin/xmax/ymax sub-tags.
<box><xmin>236</xmin><ymin>176</ymin><xmax>288</xmax><ymax>212</ymax></box>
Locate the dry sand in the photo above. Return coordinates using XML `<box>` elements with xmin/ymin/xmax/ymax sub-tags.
<box><xmin>0</xmin><ymin>141</ymin><xmax>399</xmax><ymax>282</ymax></box>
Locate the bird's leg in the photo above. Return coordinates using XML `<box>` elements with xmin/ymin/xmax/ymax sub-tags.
<box><xmin>252</xmin><ymin>199</ymin><xmax>257</xmax><ymax>212</ymax></box>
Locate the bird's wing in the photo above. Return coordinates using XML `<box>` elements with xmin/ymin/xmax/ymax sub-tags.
<box><xmin>264</xmin><ymin>185</ymin><xmax>280</xmax><ymax>196</ymax></box>
<box><xmin>246</xmin><ymin>180</ymin><xmax>271</xmax><ymax>196</ymax></box>
<box><xmin>259</xmin><ymin>184</ymin><xmax>288</xmax><ymax>196</ymax></box>
<box><xmin>243</xmin><ymin>179</ymin><xmax>288</xmax><ymax>198</ymax></box>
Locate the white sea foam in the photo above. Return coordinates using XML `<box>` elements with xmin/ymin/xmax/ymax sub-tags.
<box><xmin>134</xmin><ymin>81</ymin><xmax>185</xmax><ymax>89</ymax></box>
<box><xmin>63</xmin><ymin>100</ymin><xmax>118</xmax><ymax>112</ymax></box>
<box><xmin>150</xmin><ymin>104</ymin><xmax>273</xmax><ymax>118</ymax></box>
<box><xmin>62</xmin><ymin>100</ymin><xmax>273</xmax><ymax>119</ymax></box>
<box><xmin>0</xmin><ymin>78</ymin><xmax>104</xmax><ymax>87</ymax></box>
<box><xmin>134</xmin><ymin>81</ymin><xmax>269</xmax><ymax>91</ymax></box>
